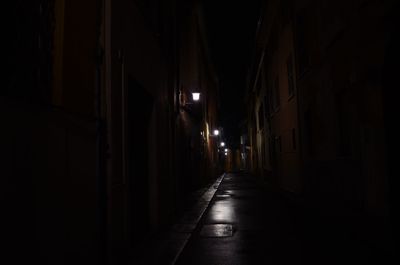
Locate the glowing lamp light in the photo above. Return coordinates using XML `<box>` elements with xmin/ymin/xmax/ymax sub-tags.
<box><xmin>213</xmin><ymin>129</ymin><xmax>219</xmax><ymax>136</ymax></box>
<box><xmin>224</xmin><ymin>152</ymin><xmax>228</xmax><ymax>156</ymax></box>
<box><xmin>192</xmin><ymin>92</ymin><xmax>200</xmax><ymax>101</ymax></box>
<box><xmin>224</xmin><ymin>148</ymin><xmax>228</xmax><ymax>152</ymax></box>
<box><xmin>220</xmin><ymin>142</ymin><xmax>225</xmax><ymax>147</ymax></box>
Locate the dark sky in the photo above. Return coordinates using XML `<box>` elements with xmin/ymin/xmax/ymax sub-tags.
<box><xmin>203</xmin><ymin>0</ymin><xmax>262</xmax><ymax>148</ymax></box>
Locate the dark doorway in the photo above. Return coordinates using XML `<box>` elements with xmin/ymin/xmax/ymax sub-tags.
<box><xmin>126</xmin><ymin>77</ymin><xmax>154</xmax><ymax>247</ymax></box>
<box><xmin>382</xmin><ymin>5</ymin><xmax>398</xmax><ymax>239</ymax></box>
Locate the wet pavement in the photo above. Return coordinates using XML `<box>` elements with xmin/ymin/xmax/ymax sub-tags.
<box><xmin>174</xmin><ymin>172</ymin><xmax>392</xmax><ymax>265</ymax></box>
<box><xmin>129</xmin><ymin>175</ymin><xmax>224</xmax><ymax>265</ymax></box>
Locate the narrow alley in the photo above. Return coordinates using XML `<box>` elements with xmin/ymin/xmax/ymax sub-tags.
<box><xmin>2</xmin><ymin>0</ymin><xmax>398</xmax><ymax>264</ymax></box>
<box><xmin>176</xmin><ymin>172</ymin><xmax>302</xmax><ymax>264</ymax></box>
<box><xmin>176</xmin><ymin>172</ymin><xmax>391</xmax><ymax>265</ymax></box>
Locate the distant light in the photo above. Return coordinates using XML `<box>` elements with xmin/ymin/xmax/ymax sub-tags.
<box><xmin>213</xmin><ymin>129</ymin><xmax>219</xmax><ymax>136</ymax></box>
<box><xmin>192</xmin><ymin>92</ymin><xmax>200</xmax><ymax>101</ymax></box>
<box><xmin>224</xmin><ymin>148</ymin><xmax>228</xmax><ymax>152</ymax></box>
<box><xmin>220</xmin><ymin>142</ymin><xmax>225</xmax><ymax>147</ymax></box>
<box><xmin>224</xmin><ymin>152</ymin><xmax>228</xmax><ymax>156</ymax></box>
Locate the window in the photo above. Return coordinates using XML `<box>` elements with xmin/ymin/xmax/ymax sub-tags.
<box><xmin>263</xmin><ymin>59</ymin><xmax>271</xmax><ymax>116</ymax></box>
<box><xmin>287</xmin><ymin>54</ymin><xmax>295</xmax><ymax>97</ymax></box>
<box><xmin>295</xmin><ymin>11</ymin><xmax>310</xmax><ymax>75</ymax></box>
<box><xmin>262</xmin><ymin>138</ymin><xmax>266</xmax><ymax>168</ymax></box>
<box><xmin>280</xmin><ymin>0</ymin><xmax>291</xmax><ymax>29</ymax></box>
<box><xmin>336</xmin><ymin>94</ymin><xmax>351</xmax><ymax>156</ymax></box>
<box><xmin>277</xmin><ymin>136</ymin><xmax>282</xmax><ymax>152</ymax></box>
<box><xmin>272</xmin><ymin>76</ymin><xmax>280</xmax><ymax>111</ymax></box>
<box><xmin>304</xmin><ymin>109</ymin><xmax>314</xmax><ymax>156</ymax></box>
<box><xmin>4</xmin><ymin>1</ymin><xmax>53</xmax><ymax>103</ymax></box>
<box><xmin>135</xmin><ymin>0</ymin><xmax>161</xmax><ymax>35</ymax></box>
<box><xmin>292</xmin><ymin>128</ymin><xmax>296</xmax><ymax>150</ymax></box>
<box><xmin>270</xmin><ymin>27</ymin><xmax>278</xmax><ymax>53</ymax></box>
<box><xmin>258</xmin><ymin>104</ymin><xmax>264</xmax><ymax>130</ymax></box>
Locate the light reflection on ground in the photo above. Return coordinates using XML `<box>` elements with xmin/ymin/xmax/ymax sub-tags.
<box><xmin>209</xmin><ymin>200</ymin><xmax>235</xmax><ymax>222</ymax></box>
<box><xmin>215</xmin><ymin>194</ymin><xmax>231</xmax><ymax>198</ymax></box>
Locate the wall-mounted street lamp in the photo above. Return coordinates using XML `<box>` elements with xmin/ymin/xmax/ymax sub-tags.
<box><xmin>192</xmin><ymin>92</ymin><xmax>200</xmax><ymax>101</ymax></box>
<box><xmin>224</xmin><ymin>148</ymin><xmax>228</xmax><ymax>152</ymax></box>
<box><xmin>213</xmin><ymin>129</ymin><xmax>219</xmax><ymax>136</ymax></box>
<box><xmin>220</xmin><ymin>142</ymin><xmax>225</xmax><ymax>147</ymax></box>
<box><xmin>179</xmin><ymin>90</ymin><xmax>201</xmax><ymax>107</ymax></box>
<box><xmin>179</xmin><ymin>91</ymin><xmax>202</xmax><ymax>120</ymax></box>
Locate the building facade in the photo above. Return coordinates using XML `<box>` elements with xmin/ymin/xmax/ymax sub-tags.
<box><xmin>3</xmin><ymin>0</ymin><xmax>219</xmax><ymax>264</ymax></box>
<box><xmin>245</xmin><ymin>0</ymin><xmax>395</xmax><ymax>246</ymax></box>
<box><xmin>246</xmin><ymin>0</ymin><xmax>301</xmax><ymax>193</ymax></box>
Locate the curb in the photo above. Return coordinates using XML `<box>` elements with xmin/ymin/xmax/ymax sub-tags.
<box><xmin>170</xmin><ymin>173</ymin><xmax>225</xmax><ymax>264</ymax></box>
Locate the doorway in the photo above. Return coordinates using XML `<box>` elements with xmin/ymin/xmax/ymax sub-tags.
<box><xmin>126</xmin><ymin>77</ymin><xmax>154</xmax><ymax>247</ymax></box>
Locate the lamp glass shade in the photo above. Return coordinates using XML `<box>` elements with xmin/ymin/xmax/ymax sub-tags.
<box><xmin>192</xmin><ymin>92</ymin><xmax>200</xmax><ymax>101</ymax></box>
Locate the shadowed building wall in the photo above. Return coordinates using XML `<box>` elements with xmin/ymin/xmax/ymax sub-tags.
<box><xmin>245</xmin><ymin>0</ymin><xmax>395</xmax><ymax>250</ymax></box>
<box><xmin>2</xmin><ymin>0</ymin><xmax>219</xmax><ymax>264</ymax></box>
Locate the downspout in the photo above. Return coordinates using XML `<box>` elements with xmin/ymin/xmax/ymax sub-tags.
<box><xmin>94</xmin><ymin>0</ymin><xmax>107</xmax><ymax>264</ymax></box>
